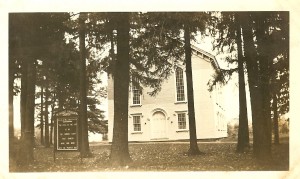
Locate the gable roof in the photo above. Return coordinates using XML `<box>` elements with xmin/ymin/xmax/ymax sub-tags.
<box><xmin>190</xmin><ymin>44</ymin><xmax>221</xmax><ymax>73</ymax></box>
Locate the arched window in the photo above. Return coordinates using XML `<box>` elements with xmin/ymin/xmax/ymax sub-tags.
<box><xmin>175</xmin><ymin>67</ymin><xmax>185</xmax><ymax>101</ymax></box>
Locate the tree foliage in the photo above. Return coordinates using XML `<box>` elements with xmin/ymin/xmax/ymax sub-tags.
<box><xmin>209</xmin><ymin>11</ymin><xmax>289</xmax><ymax>158</ymax></box>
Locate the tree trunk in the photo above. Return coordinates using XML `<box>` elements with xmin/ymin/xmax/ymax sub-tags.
<box><xmin>253</xmin><ymin>12</ymin><xmax>272</xmax><ymax>158</ymax></box>
<box><xmin>50</xmin><ymin>103</ymin><xmax>55</xmax><ymax>145</ymax></box>
<box><xmin>110</xmin><ymin>13</ymin><xmax>132</xmax><ymax>166</ymax></box>
<box><xmin>57</xmin><ymin>85</ymin><xmax>64</xmax><ymax>110</ymax></box>
<box><xmin>273</xmin><ymin>93</ymin><xmax>279</xmax><ymax>144</ymax></box>
<box><xmin>44</xmin><ymin>78</ymin><xmax>50</xmax><ymax>148</ymax></box>
<box><xmin>79</xmin><ymin>12</ymin><xmax>91</xmax><ymax>157</ymax></box>
<box><xmin>184</xmin><ymin>24</ymin><xmax>202</xmax><ymax>155</ymax></box>
<box><xmin>40</xmin><ymin>85</ymin><xmax>44</xmax><ymax>145</ymax></box>
<box><xmin>109</xmin><ymin>26</ymin><xmax>116</xmax><ymax>75</ymax></box>
<box><xmin>240</xmin><ymin>12</ymin><xmax>261</xmax><ymax>155</ymax></box>
<box><xmin>18</xmin><ymin>58</ymin><xmax>36</xmax><ymax>165</ymax></box>
<box><xmin>20</xmin><ymin>59</ymin><xmax>28</xmax><ymax>135</ymax></box>
<box><xmin>235</xmin><ymin>13</ymin><xmax>250</xmax><ymax>152</ymax></box>
<box><xmin>240</xmin><ymin>12</ymin><xmax>271</xmax><ymax>159</ymax></box>
<box><xmin>9</xmin><ymin>56</ymin><xmax>15</xmax><ymax>157</ymax></box>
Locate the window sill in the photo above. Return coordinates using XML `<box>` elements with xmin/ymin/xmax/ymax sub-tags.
<box><xmin>130</xmin><ymin>104</ymin><xmax>142</xmax><ymax>107</ymax></box>
<box><xmin>174</xmin><ymin>101</ymin><xmax>187</xmax><ymax>104</ymax></box>
<box><xmin>131</xmin><ymin>131</ymin><xmax>143</xmax><ymax>134</ymax></box>
<box><xmin>176</xmin><ymin>129</ymin><xmax>189</xmax><ymax>132</ymax></box>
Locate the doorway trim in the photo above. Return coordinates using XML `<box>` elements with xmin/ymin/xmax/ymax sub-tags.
<box><xmin>150</xmin><ymin>108</ymin><xmax>168</xmax><ymax>140</ymax></box>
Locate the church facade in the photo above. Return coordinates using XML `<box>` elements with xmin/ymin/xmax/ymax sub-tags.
<box><xmin>107</xmin><ymin>46</ymin><xmax>227</xmax><ymax>142</ymax></box>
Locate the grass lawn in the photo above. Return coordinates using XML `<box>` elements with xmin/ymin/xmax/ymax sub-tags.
<box><xmin>10</xmin><ymin>138</ymin><xmax>289</xmax><ymax>172</ymax></box>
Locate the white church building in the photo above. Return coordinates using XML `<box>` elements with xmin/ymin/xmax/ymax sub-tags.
<box><xmin>107</xmin><ymin>45</ymin><xmax>227</xmax><ymax>142</ymax></box>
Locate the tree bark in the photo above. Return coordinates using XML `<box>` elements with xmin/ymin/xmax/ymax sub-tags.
<box><xmin>79</xmin><ymin>12</ymin><xmax>91</xmax><ymax>157</ymax></box>
<box><xmin>18</xmin><ymin>58</ymin><xmax>36</xmax><ymax>165</ymax></box>
<box><xmin>110</xmin><ymin>12</ymin><xmax>132</xmax><ymax>166</ymax></box>
<box><xmin>235</xmin><ymin>13</ymin><xmax>250</xmax><ymax>152</ymax></box>
<box><xmin>273</xmin><ymin>93</ymin><xmax>279</xmax><ymax>144</ymax></box>
<box><xmin>240</xmin><ymin>12</ymin><xmax>271</xmax><ymax>159</ymax></box>
<box><xmin>240</xmin><ymin>12</ymin><xmax>262</xmax><ymax>157</ymax></box>
<box><xmin>184</xmin><ymin>24</ymin><xmax>202</xmax><ymax>155</ymax></box>
<box><xmin>40</xmin><ymin>85</ymin><xmax>44</xmax><ymax>145</ymax></box>
<box><xmin>253</xmin><ymin>12</ymin><xmax>272</xmax><ymax>158</ymax></box>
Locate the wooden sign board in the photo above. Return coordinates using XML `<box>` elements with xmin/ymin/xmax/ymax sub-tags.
<box><xmin>56</xmin><ymin>118</ymin><xmax>78</xmax><ymax>150</ymax></box>
<box><xmin>54</xmin><ymin>110</ymin><xmax>79</xmax><ymax>151</ymax></box>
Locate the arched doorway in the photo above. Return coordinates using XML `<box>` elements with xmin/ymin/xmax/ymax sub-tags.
<box><xmin>151</xmin><ymin>111</ymin><xmax>167</xmax><ymax>139</ymax></box>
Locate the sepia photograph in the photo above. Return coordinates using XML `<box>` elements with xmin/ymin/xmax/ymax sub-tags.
<box><xmin>2</xmin><ymin>0</ymin><xmax>300</xmax><ymax>178</ymax></box>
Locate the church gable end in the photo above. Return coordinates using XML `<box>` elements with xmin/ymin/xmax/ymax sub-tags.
<box><xmin>107</xmin><ymin>46</ymin><xmax>227</xmax><ymax>142</ymax></box>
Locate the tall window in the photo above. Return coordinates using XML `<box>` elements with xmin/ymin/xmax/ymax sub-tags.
<box><xmin>133</xmin><ymin>115</ymin><xmax>141</xmax><ymax>131</ymax></box>
<box><xmin>177</xmin><ymin>113</ymin><xmax>187</xmax><ymax>129</ymax></box>
<box><xmin>175</xmin><ymin>67</ymin><xmax>185</xmax><ymax>101</ymax></box>
<box><xmin>132</xmin><ymin>78</ymin><xmax>141</xmax><ymax>105</ymax></box>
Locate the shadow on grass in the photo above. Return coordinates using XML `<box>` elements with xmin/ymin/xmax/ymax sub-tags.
<box><xmin>10</xmin><ymin>141</ymin><xmax>289</xmax><ymax>172</ymax></box>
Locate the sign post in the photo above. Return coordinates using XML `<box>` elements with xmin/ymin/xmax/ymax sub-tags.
<box><xmin>53</xmin><ymin>110</ymin><xmax>81</xmax><ymax>162</ymax></box>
